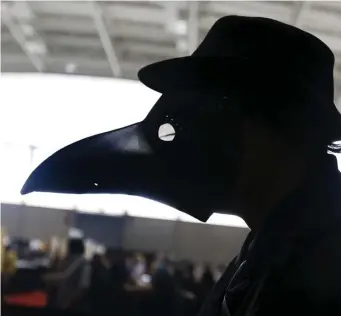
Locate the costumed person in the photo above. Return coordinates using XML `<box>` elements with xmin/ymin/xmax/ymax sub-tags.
<box><xmin>21</xmin><ymin>16</ymin><xmax>341</xmax><ymax>315</ymax></box>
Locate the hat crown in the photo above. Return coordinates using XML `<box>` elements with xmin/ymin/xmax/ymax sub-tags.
<box><xmin>191</xmin><ymin>16</ymin><xmax>335</xmax><ymax>99</ymax></box>
<box><xmin>194</xmin><ymin>16</ymin><xmax>334</xmax><ymax>65</ymax></box>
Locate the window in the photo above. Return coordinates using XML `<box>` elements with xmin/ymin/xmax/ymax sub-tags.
<box><xmin>1</xmin><ymin>143</ymin><xmax>31</xmax><ymax>204</ymax></box>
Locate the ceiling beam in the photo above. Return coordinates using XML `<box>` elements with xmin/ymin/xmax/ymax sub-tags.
<box><xmin>45</xmin><ymin>34</ymin><xmax>102</xmax><ymax>48</ymax></box>
<box><xmin>188</xmin><ymin>1</ymin><xmax>199</xmax><ymax>54</ymax></box>
<box><xmin>2</xmin><ymin>54</ymin><xmax>148</xmax><ymax>75</ymax></box>
<box><xmin>120</xmin><ymin>42</ymin><xmax>178</xmax><ymax>58</ymax></box>
<box><xmin>33</xmin><ymin>16</ymin><xmax>181</xmax><ymax>43</ymax></box>
<box><xmin>89</xmin><ymin>1</ymin><xmax>121</xmax><ymax>77</ymax></box>
<box><xmin>2</xmin><ymin>3</ymin><xmax>44</xmax><ymax>72</ymax></box>
<box><xmin>42</xmin><ymin>35</ymin><xmax>177</xmax><ymax>58</ymax></box>
<box><xmin>293</xmin><ymin>1</ymin><xmax>310</xmax><ymax>28</ymax></box>
<box><xmin>203</xmin><ymin>2</ymin><xmax>293</xmax><ymax>23</ymax></box>
<box><xmin>302</xmin><ymin>9</ymin><xmax>341</xmax><ymax>32</ymax></box>
<box><xmin>31</xmin><ymin>1</ymin><xmax>166</xmax><ymax>25</ymax></box>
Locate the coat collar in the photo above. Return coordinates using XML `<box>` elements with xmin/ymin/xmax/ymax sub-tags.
<box><xmin>243</xmin><ymin>154</ymin><xmax>341</xmax><ymax>273</ymax></box>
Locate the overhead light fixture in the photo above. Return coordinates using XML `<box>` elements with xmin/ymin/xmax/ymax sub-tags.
<box><xmin>166</xmin><ymin>19</ymin><xmax>188</xmax><ymax>36</ymax></box>
<box><xmin>173</xmin><ymin>19</ymin><xmax>188</xmax><ymax>35</ymax></box>
<box><xmin>65</xmin><ymin>63</ymin><xmax>77</xmax><ymax>73</ymax></box>
<box><xmin>68</xmin><ymin>228</ymin><xmax>84</xmax><ymax>238</ymax></box>
<box><xmin>176</xmin><ymin>39</ymin><xmax>188</xmax><ymax>53</ymax></box>
<box><xmin>25</xmin><ymin>41</ymin><xmax>47</xmax><ymax>55</ymax></box>
<box><xmin>12</xmin><ymin>2</ymin><xmax>34</xmax><ymax>20</ymax></box>
<box><xmin>21</xmin><ymin>24</ymin><xmax>35</xmax><ymax>37</ymax></box>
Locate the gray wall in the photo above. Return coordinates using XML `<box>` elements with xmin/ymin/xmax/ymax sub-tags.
<box><xmin>173</xmin><ymin>221</ymin><xmax>248</xmax><ymax>264</ymax></box>
<box><xmin>1</xmin><ymin>203</ymin><xmax>73</xmax><ymax>240</ymax></box>
<box><xmin>122</xmin><ymin>217</ymin><xmax>249</xmax><ymax>264</ymax></box>
<box><xmin>1</xmin><ymin>203</ymin><xmax>249</xmax><ymax>265</ymax></box>
<box><xmin>123</xmin><ymin>217</ymin><xmax>176</xmax><ymax>253</ymax></box>
<box><xmin>74</xmin><ymin>212</ymin><xmax>126</xmax><ymax>248</ymax></box>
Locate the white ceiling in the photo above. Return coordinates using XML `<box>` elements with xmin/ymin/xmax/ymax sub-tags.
<box><xmin>2</xmin><ymin>1</ymin><xmax>341</xmax><ymax>105</ymax></box>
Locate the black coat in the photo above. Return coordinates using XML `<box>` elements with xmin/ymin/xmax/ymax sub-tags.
<box><xmin>197</xmin><ymin>156</ymin><xmax>341</xmax><ymax>316</ymax></box>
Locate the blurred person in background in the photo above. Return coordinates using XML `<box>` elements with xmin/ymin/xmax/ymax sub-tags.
<box><xmin>150</xmin><ymin>255</ymin><xmax>176</xmax><ymax>316</ymax></box>
<box><xmin>131</xmin><ymin>253</ymin><xmax>147</xmax><ymax>285</ymax></box>
<box><xmin>89</xmin><ymin>253</ymin><xmax>111</xmax><ymax>314</ymax></box>
<box><xmin>49</xmin><ymin>251</ymin><xmax>63</xmax><ymax>271</ymax></box>
<box><xmin>106</xmin><ymin>249</ymin><xmax>131</xmax><ymax>315</ymax></box>
<box><xmin>177</xmin><ymin>263</ymin><xmax>198</xmax><ymax>316</ymax></box>
<box><xmin>2</xmin><ymin>245</ymin><xmax>17</xmax><ymax>287</ymax></box>
<box><xmin>2</xmin><ymin>245</ymin><xmax>17</xmax><ymax>277</ymax></box>
<box><xmin>178</xmin><ymin>263</ymin><xmax>197</xmax><ymax>299</ymax></box>
<box><xmin>198</xmin><ymin>264</ymin><xmax>215</xmax><ymax>301</ymax></box>
<box><xmin>44</xmin><ymin>238</ymin><xmax>91</xmax><ymax>311</ymax></box>
<box><xmin>213</xmin><ymin>264</ymin><xmax>226</xmax><ymax>283</ymax></box>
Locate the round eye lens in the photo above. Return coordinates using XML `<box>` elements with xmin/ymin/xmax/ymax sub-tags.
<box><xmin>158</xmin><ymin>123</ymin><xmax>176</xmax><ymax>142</ymax></box>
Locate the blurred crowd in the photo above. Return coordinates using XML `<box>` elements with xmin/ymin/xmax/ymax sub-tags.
<box><xmin>2</xmin><ymin>237</ymin><xmax>226</xmax><ymax>316</ymax></box>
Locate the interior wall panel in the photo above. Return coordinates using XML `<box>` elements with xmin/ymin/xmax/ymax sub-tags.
<box><xmin>1</xmin><ymin>203</ymin><xmax>72</xmax><ymax>240</ymax></box>
<box><xmin>122</xmin><ymin>217</ymin><xmax>175</xmax><ymax>253</ymax></box>
<box><xmin>1</xmin><ymin>203</ymin><xmax>249</xmax><ymax>265</ymax></box>
<box><xmin>74</xmin><ymin>212</ymin><xmax>126</xmax><ymax>248</ymax></box>
<box><xmin>1</xmin><ymin>203</ymin><xmax>22</xmax><ymax>236</ymax></box>
<box><xmin>173</xmin><ymin>221</ymin><xmax>249</xmax><ymax>264</ymax></box>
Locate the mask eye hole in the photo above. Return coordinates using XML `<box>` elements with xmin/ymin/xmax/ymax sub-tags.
<box><xmin>158</xmin><ymin>123</ymin><xmax>176</xmax><ymax>142</ymax></box>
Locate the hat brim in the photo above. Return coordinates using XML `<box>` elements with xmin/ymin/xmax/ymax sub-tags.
<box><xmin>138</xmin><ymin>56</ymin><xmax>253</xmax><ymax>94</ymax></box>
<box><xmin>21</xmin><ymin>120</ymin><xmax>226</xmax><ymax>222</ymax></box>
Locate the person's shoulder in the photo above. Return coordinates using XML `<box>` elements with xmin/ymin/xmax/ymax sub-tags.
<box><xmin>305</xmin><ymin>228</ymin><xmax>341</xmax><ymax>289</ymax></box>
<box><xmin>282</xmin><ymin>227</ymin><xmax>341</xmax><ymax>303</ymax></box>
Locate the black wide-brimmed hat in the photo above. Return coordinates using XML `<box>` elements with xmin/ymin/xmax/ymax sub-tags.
<box><xmin>21</xmin><ymin>16</ymin><xmax>341</xmax><ymax>222</ymax></box>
